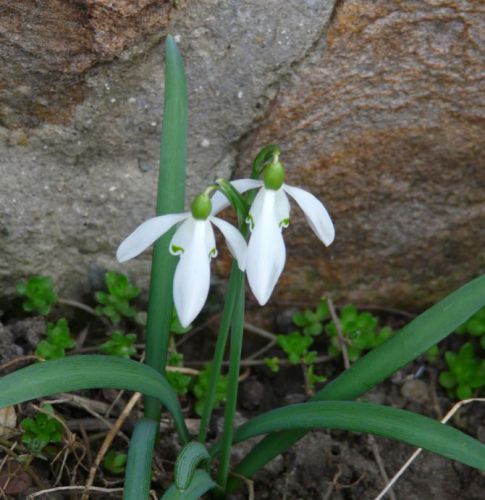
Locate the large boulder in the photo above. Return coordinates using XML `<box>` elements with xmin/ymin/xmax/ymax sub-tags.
<box><xmin>238</xmin><ymin>0</ymin><xmax>485</xmax><ymax>308</ymax></box>
<box><xmin>0</xmin><ymin>0</ymin><xmax>483</xmax><ymax>309</ymax></box>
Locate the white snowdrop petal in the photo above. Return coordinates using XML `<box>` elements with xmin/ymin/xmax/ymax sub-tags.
<box><xmin>173</xmin><ymin>222</ymin><xmax>211</xmax><ymax>327</ymax></box>
<box><xmin>170</xmin><ymin>217</ymin><xmax>197</xmax><ymax>255</ymax></box>
<box><xmin>210</xmin><ymin>216</ymin><xmax>247</xmax><ymax>271</ymax></box>
<box><xmin>246</xmin><ymin>191</ymin><xmax>286</xmax><ymax>305</ymax></box>
<box><xmin>204</xmin><ymin>220</ymin><xmax>217</xmax><ymax>258</ymax></box>
<box><xmin>283</xmin><ymin>184</ymin><xmax>335</xmax><ymax>245</ymax></box>
<box><xmin>274</xmin><ymin>188</ymin><xmax>291</xmax><ymax>227</ymax></box>
<box><xmin>248</xmin><ymin>186</ymin><xmax>271</xmax><ymax>231</ymax></box>
<box><xmin>211</xmin><ymin>179</ymin><xmax>264</xmax><ymax>215</ymax></box>
<box><xmin>116</xmin><ymin>213</ymin><xmax>188</xmax><ymax>262</ymax></box>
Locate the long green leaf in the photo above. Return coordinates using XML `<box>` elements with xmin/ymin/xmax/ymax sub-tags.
<box><xmin>124</xmin><ymin>419</ymin><xmax>158</xmax><ymax>500</ymax></box>
<box><xmin>0</xmin><ymin>355</ymin><xmax>189</xmax><ymax>444</ymax></box>
<box><xmin>174</xmin><ymin>442</ymin><xmax>210</xmax><ymax>490</ymax></box>
<box><xmin>144</xmin><ymin>33</ymin><xmax>188</xmax><ymax>420</ymax></box>
<box><xmin>212</xmin><ymin>401</ymin><xmax>485</xmax><ymax>470</ymax></box>
<box><xmin>232</xmin><ymin>275</ymin><xmax>485</xmax><ymax>484</ymax></box>
<box><xmin>161</xmin><ymin>469</ymin><xmax>217</xmax><ymax>500</ymax></box>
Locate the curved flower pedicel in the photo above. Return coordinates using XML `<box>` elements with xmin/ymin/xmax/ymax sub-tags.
<box><xmin>116</xmin><ymin>193</ymin><xmax>247</xmax><ymax>327</ymax></box>
<box><xmin>211</xmin><ymin>161</ymin><xmax>335</xmax><ymax>305</ymax></box>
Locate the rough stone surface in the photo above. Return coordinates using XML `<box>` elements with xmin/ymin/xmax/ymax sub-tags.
<box><xmin>0</xmin><ymin>0</ymin><xmax>334</xmax><ymax>300</ymax></box>
<box><xmin>238</xmin><ymin>0</ymin><xmax>485</xmax><ymax>308</ymax></box>
<box><xmin>0</xmin><ymin>0</ymin><xmax>483</xmax><ymax>309</ymax></box>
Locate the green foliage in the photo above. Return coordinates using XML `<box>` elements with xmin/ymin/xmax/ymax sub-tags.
<box><xmin>264</xmin><ymin>357</ymin><xmax>280</xmax><ymax>373</ymax></box>
<box><xmin>16</xmin><ymin>276</ymin><xmax>58</xmax><ymax>315</ymax></box>
<box><xmin>276</xmin><ymin>332</ymin><xmax>313</xmax><ymax>365</ymax></box>
<box><xmin>36</xmin><ymin>318</ymin><xmax>75</xmax><ymax>360</ymax></box>
<box><xmin>456</xmin><ymin>306</ymin><xmax>485</xmax><ymax>349</ymax></box>
<box><xmin>95</xmin><ymin>271</ymin><xmax>140</xmax><ymax>324</ymax></box>
<box><xmin>292</xmin><ymin>300</ymin><xmax>329</xmax><ymax>336</ymax></box>
<box><xmin>101</xmin><ymin>331</ymin><xmax>137</xmax><ymax>358</ymax></box>
<box><xmin>426</xmin><ymin>344</ymin><xmax>439</xmax><ymax>364</ymax></box>
<box><xmin>251</xmin><ymin>144</ymin><xmax>281</xmax><ymax>178</ymax></box>
<box><xmin>439</xmin><ymin>342</ymin><xmax>485</xmax><ymax>400</ymax></box>
<box><xmin>0</xmin><ymin>355</ymin><xmax>190</xmax><ymax>444</ymax></box>
<box><xmin>306</xmin><ymin>364</ymin><xmax>327</xmax><ymax>390</ymax></box>
<box><xmin>103</xmin><ymin>450</ymin><xmax>128</xmax><ymax>474</ymax></box>
<box><xmin>166</xmin><ymin>352</ymin><xmax>193</xmax><ymax>396</ymax></box>
<box><xmin>193</xmin><ymin>365</ymin><xmax>228</xmax><ymax>417</ymax></box>
<box><xmin>215</xmin><ymin>178</ymin><xmax>250</xmax><ymax>226</ymax></box>
<box><xmin>326</xmin><ymin>306</ymin><xmax>392</xmax><ymax>361</ymax></box>
<box><xmin>275</xmin><ymin>332</ymin><xmax>326</xmax><ymax>390</ymax></box>
<box><xmin>20</xmin><ymin>404</ymin><xmax>63</xmax><ymax>453</ymax></box>
<box><xmin>171</xmin><ymin>310</ymin><xmax>192</xmax><ymax>335</ymax></box>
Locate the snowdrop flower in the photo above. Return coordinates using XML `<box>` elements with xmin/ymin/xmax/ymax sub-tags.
<box><xmin>211</xmin><ymin>160</ymin><xmax>334</xmax><ymax>305</ymax></box>
<box><xmin>117</xmin><ymin>192</ymin><xmax>247</xmax><ymax>327</ymax></box>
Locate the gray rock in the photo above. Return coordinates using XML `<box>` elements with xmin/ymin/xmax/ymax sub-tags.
<box><xmin>0</xmin><ymin>0</ymin><xmax>483</xmax><ymax>311</ymax></box>
<box><xmin>0</xmin><ymin>0</ymin><xmax>335</xmax><ymax>300</ymax></box>
<box><xmin>0</xmin><ymin>323</ymin><xmax>23</xmax><ymax>363</ymax></box>
<box><xmin>401</xmin><ymin>378</ymin><xmax>429</xmax><ymax>404</ymax></box>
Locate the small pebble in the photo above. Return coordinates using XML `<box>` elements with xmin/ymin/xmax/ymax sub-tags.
<box><xmin>401</xmin><ymin>379</ymin><xmax>429</xmax><ymax>403</ymax></box>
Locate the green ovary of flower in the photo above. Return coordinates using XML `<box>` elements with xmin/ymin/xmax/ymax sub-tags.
<box><xmin>191</xmin><ymin>193</ymin><xmax>212</xmax><ymax>220</ymax></box>
<box><xmin>263</xmin><ymin>160</ymin><xmax>285</xmax><ymax>190</ymax></box>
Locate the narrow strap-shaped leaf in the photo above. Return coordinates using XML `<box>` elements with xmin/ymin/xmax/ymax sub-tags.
<box><xmin>212</xmin><ymin>401</ymin><xmax>485</xmax><ymax>470</ymax></box>
<box><xmin>0</xmin><ymin>355</ymin><xmax>189</xmax><ymax>444</ymax></box>
<box><xmin>232</xmin><ymin>275</ymin><xmax>485</xmax><ymax>485</ymax></box>
<box><xmin>124</xmin><ymin>419</ymin><xmax>158</xmax><ymax>500</ymax></box>
<box><xmin>144</xmin><ymin>33</ymin><xmax>188</xmax><ymax>420</ymax></box>
<box><xmin>174</xmin><ymin>442</ymin><xmax>210</xmax><ymax>490</ymax></box>
<box><xmin>161</xmin><ymin>469</ymin><xmax>217</xmax><ymax>500</ymax></box>
<box><xmin>317</xmin><ymin>275</ymin><xmax>485</xmax><ymax>401</ymax></box>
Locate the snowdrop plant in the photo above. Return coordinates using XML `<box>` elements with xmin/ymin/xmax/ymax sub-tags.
<box><xmin>1</xmin><ymin>36</ymin><xmax>485</xmax><ymax>500</ymax></box>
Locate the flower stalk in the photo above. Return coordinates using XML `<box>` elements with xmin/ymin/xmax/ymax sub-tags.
<box><xmin>216</xmin><ymin>268</ymin><xmax>246</xmax><ymax>491</ymax></box>
<box><xmin>197</xmin><ymin>263</ymin><xmax>243</xmax><ymax>443</ymax></box>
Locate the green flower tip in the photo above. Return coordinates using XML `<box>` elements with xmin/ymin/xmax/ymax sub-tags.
<box><xmin>191</xmin><ymin>193</ymin><xmax>212</xmax><ymax>220</ymax></box>
<box><xmin>263</xmin><ymin>160</ymin><xmax>285</xmax><ymax>190</ymax></box>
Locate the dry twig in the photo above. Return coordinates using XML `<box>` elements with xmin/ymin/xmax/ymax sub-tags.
<box><xmin>27</xmin><ymin>485</ymin><xmax>124</xmax><ymax>498</ymax></box>
<box><xmin>326</xmin><ymin>294</ymin><xmax>349</xmax><ymax>369</ymax></box>
<box><xmin>0</xmin><ymin>355</ymin><xmax>39</xmax><ymax>373</ymax></box>
<box><xmin>325</xmin><ymin>295</ymin><xmax>396</xmax><ymax>499</ymax></box>
<box><xmin>82</xmin><ymin>392</ymin><xmax>142</xmax><ymax>500</ymax></box>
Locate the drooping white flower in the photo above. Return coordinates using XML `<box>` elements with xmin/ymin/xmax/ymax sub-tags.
<box><xmin>211</xmin><ymin>162</ymin><xmax>334</xmax><ymax>305</ymax></box>
<box><xmin>117</xmin><ymin>194</ymin><xmax>247</xmax><ymax>327</ymax></box>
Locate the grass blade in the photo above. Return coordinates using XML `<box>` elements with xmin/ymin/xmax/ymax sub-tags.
<box><xmin>144</xmin><ymin>34</ymin><xmax>188</xmax><ymax>420</ymax></box>
<box><xmin>212</xmin><ymin>401</ymin><xmax>485</xmax><ymax>470</ymax></box>
<box><xmin>124</xmin><ymin>418</ymin><xmax>158</xmax><ymax>499</ymax></box>
<box><xmin>0</xmin><ymin>355</ymin><xmax>189</xmax><ymax>443</ymax></box>
<box><xmin>161</xmin><ymin>469</ymin><xmax>217</xmax><ymax>499</ymax></box>
<box><xmin>174</xmin><ymin>442</ymin><xmax>210</xmax><ymax>490</ymax></box>
<box><xmin>232</xmin><ymin>275</ymin><xmax>485</xmax><ymax>484</ymax></box>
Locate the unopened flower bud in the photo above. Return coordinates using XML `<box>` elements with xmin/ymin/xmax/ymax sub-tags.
<box><xmin>263</xmin><ymin>160</ymin><xmax>285</xmax><ymax>190</ymax></box>
<box><xmin>191</xmin><ymin>193</ymin><xmax>212</xmax><ymax>220</ymax></box>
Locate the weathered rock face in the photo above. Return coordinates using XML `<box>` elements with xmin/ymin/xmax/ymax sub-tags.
<box><xmin>238</xmin><ymin>0</ymin><xmax>485</xmax><ymax>308</ymax></box>
<box><xmin>0</xmin><ymin>0</ymin><xmax>173</xmax><ymax>128</ymax></box>
<box><xmin>0</xmin><ymin>0</ymin><xmax>483</xmax><ymax>309</ymax></box>
<box><xmin>0</xmin><ymin>0</ymin><xmax>335</xmax><ymax>301</ymax></box>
